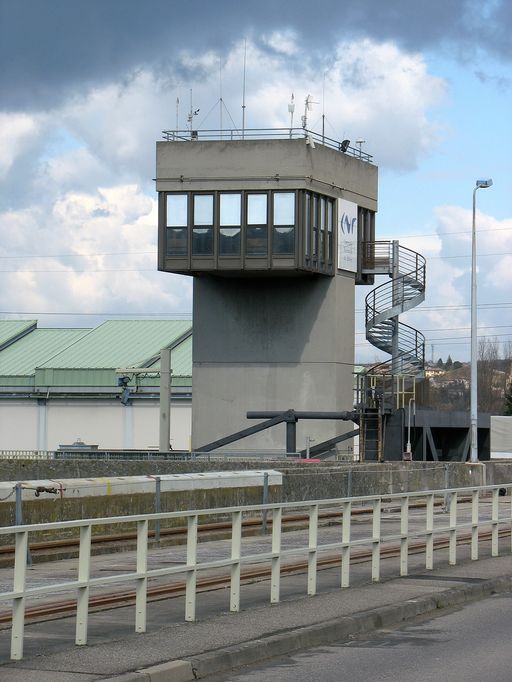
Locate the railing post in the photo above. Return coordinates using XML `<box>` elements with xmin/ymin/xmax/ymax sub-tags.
<box><xmin>76</xmin><ymin>524</ymin><xmax>92</xmax><ymax>645</ymax></box>
<box><xmin>10</xmin><ymin>529</ymin><xmax>28</xmax><ymax>660</ymax></box>
<box><xmin>185</xmin><ymin>515</ymin><xmax>198</xmax><ymax>621</ymax></box>
<box><xmin>491</xmin><ymin>488</ymin><xmax>499</xmax><ymax>557</ymax></box>
<box><xmin>400</xmin><ymin>496</ymin><xmax>409</xmax><ymax>576</ymax></box>
<box><xmin>154</xmin><ymin>476</ymin><xmax>161</xmax><ymax>547</ymax></box>
<box><xmin>449</xmin><ymin>491</ymin><xmax>457</xmax><ymax>565</ymax></box>
<box><xmin>135</xmin><ymin>519</ymin><xmax>148</xmax><ymax>633</ymax></box>
<box><xmin>341</xmin><ymin>501</ymin><xmax>351</xmax><ymax>588</ymax></box>
<box><xmin>261</xmin><ymin>472</ymin><xmax>269</xmax><ymax>534</ymax></box>
<box><xmin>271</xmin><ymin>507</ymin><xmax>282</xmax><ymax>603</ymax></box>
<box><xmin>307</xmin><ymin>504</ymin><xmax>319</xmax><ymax>596</ymax></box>
<box><xmin>471</xmin><ymin>489</ymin><xmax>479</xmax><ymax>561</ymax></box>
<box><xmin>425</xmin><ymin>493</ymin><xmax>434</xmax><ymax>570</ymax></box>
<box><xmin>230</xmin><ymin>510</ymin><xmax>242</xmax><ymax>612</ymax></box>
<box><xmin>372</xmin><ymin>498</ymin><xmax>381</xmax><ymax>582</ymax></box>
<box><xmin>15</xmin><ymin>483</ymin><xmax>31</xmax><ymax>567</ymax></box>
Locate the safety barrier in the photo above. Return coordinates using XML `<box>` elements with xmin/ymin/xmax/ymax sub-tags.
<box><xmin>0</xmin><ymin>483</ymin><xmax>510</xmax><ymax>660</ymax></box>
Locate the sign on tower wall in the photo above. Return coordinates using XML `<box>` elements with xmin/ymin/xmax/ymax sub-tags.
<box><xmin>337</xmin><ymin>198</ymin><xmax>358</xmax><ymax>273</ymax></box>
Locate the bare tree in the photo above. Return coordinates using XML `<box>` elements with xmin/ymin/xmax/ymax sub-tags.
<box><xmin>478</xmin><ymin>337</ymin><xmax>506</xmax><ymax>413</ymax></box>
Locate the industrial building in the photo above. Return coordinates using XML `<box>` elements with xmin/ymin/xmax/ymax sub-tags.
<box><xmin>156</xmin><ymin>128</ymin><xmax>425</xmax><ymax>457</ymax></box>
<box><xmin>0</xmin><ymin>319</ymin><xmax>192</xmax><ymax>451</ymax></box>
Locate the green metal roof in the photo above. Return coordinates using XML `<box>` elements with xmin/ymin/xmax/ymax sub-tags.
<box><xmin>0</xmin><ymin>320</ymin><xmax>37</xmax><ymax>351</ymax></box>
<box><xmin>0</xmin><ymin>328</ymin><xmax>90</xmax><ymax>385</ymax></box>
<box><xmin>0</xmin><ymin>320</ymin><xmax>192</xmax><ymax>390</ymax></box>
<box><xmin>37</xmin><ymin>320</ymin><xmax>192</xmax><ymax>370</ymax></box>
<box><xmin>30</xmin><ymin>320</ymin><xmax>193</xmax><ymax>388</ymax></box>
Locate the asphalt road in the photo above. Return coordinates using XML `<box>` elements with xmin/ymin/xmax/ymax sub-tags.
<box><xmin>208</xmin><ymin>592</ymin><xmax>512</xmax><ymax>682</ymax></box>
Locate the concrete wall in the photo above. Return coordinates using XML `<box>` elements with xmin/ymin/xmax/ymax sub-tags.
<box><xmin>0</xmin><ymin>400</ymin><xmax>192</xmax><ymax>451</ymax></box>
<box><xmin>192</xmin><ymin>274</ymin><xmax>355</xmax><ymax>450</ymax></box>
<box><xmin>156</xmin><ymin>139</ymin><xmax>378</xmax><ymax>209</ymax></box>
<box><xmin>0</xmin><ymin>460</ymin><xmax>494</xmax><ymax>537</ymax></box>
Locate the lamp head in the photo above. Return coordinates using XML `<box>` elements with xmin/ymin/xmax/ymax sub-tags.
<box><xmin>476</xmin><ymin>179</ymin><xmax>493</xmax><ymax>189</ymax></box>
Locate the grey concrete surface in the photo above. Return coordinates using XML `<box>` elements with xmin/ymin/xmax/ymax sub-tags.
<box><xmin>0</xmin><ymin>524</ymin><xmax>511</xmax><ymax>680</ymax></box>
<box><xmin>206</xmin><ymin>593</ymin><xmax>512</xmax><ymax>682</ymax></box>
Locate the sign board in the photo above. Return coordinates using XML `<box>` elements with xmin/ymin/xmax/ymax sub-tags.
<box><xmin>337</xmin><ymin>199</ymin><xmax>358</xmax><ymax>273</ymax></box>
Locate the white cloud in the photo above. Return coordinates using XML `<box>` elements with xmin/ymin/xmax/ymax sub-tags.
<box><xmin>0</xmin><ymin>36</ymin><xmax>454</xmax><ymax>331</ymax></box>
<box><xmin>0</xmin><ymin>113</ymin><xmax>41</xmax><ymax>179</ymax></box>
<box><xmin>262</xmin><ymin>30</ymin><xmax>299</xmax><ymax>55</ymax></box>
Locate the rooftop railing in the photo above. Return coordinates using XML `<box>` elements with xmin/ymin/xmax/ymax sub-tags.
<box><xmin>161</xmin><ymin>127</ymin><xmax>373</xmax><ymax>163</ymax></box>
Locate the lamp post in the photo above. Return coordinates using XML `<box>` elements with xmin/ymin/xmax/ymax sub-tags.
<box><xmin>470</xmin><ymin>178</ymin><xmax>493</xmax><ymax>463</ymax></box>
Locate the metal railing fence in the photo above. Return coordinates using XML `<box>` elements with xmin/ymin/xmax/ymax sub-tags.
<box><xmin>161</xmin><ymin>128</ymin><xmax>373</xmax><ymax>162</ymax></box>
<box><xmin>1</xmin><ymin>483</ymin><xmax>510</xmax><ymax>660</ymax></box>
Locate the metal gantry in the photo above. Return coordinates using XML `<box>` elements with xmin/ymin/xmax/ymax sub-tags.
<box><xmin>1</xmin><ymin>484</ymin><xmax>510</xmax><ymax>660</ymax></box>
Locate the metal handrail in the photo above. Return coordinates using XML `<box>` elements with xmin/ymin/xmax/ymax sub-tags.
<box><xmin>363</xmin><ymin>241</ymin><xmax>426</xmax><ymax>380</ymax></box>
<box><xmin>161</xmin><ymin>127</ymin><xmax>373</xmax><ymax>162</ymax></box>
<box><xmin>1</xmin><ymin>483</ymin><xmax>507</xmax><ymax>660</ymax></box>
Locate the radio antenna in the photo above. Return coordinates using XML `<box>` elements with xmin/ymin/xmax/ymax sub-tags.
<box><xmin>288</xmin><ymin>93</ymin><xmax>295</xmax><ymax>138</ymax></box>
<box><xmin>242</xmin><ymin>39</ymin><xmax>247</xmax><ymax>138</ymax></box>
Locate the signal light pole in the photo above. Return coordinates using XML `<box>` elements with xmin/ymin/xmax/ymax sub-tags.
<box><xmin>470</xmin><ymin>178</ymin><xmax>493</xmax><ymax>463</ymax></box>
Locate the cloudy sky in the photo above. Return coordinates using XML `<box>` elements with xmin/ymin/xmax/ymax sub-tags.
<box><xmin>0</xmin><ymin>0</ymin><xmax>511</xmax><ymax>363</ymax></box>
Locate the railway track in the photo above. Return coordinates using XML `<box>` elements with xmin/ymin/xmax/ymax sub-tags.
<box><xmin>0</xmin><ymin>497</ymin><xmax>470</xmax><ymax>562</ymax></box>
<box><xmin>0</xmin><ymin>525</ymin><xmax>506</xmax><ymax>628</ymax></box>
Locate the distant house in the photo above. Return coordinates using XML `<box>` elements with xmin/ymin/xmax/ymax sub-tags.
<box><xmin>0</xmin><ymin>319</ymin><xmax>192</xmax><ymax>451</ymax></box>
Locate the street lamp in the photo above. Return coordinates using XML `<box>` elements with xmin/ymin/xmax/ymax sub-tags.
<box><xmin>470</xmin><ymin>178</ymin><xmax>493</xmax><ymax>463</ymax></box>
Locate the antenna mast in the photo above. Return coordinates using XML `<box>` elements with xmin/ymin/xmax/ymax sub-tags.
<box><xmin>176</xmin><ymin>97</ymin><xmax>179</xmax><ymax>130</ymax></box>
<box><xmin>322</xmin><ymin>73</ymin><xmax>326</xmax><ymax>142</ymax></box>
<box><xmin>288</xmin><ymin>93</ymin><xmax>295</xmax><ymax>138</ymax></box>
<box><xmin>301</xmin><ymin>94</ymin><xmax>314</xmax><ymax>131</ymax></box>
<box><xmin>242</xmin><ymin>39</ymin><xmax>247</xmax><ymax>139</ymax></box>
<box><xmin>219</xmin><ymin>58</ymin><xmax>223</xmax><ymax>136</ymax></box>
<box><xmin>187</xmin><ymin>89</ymin><xmax>199</xmax><ymax>135</ymax></box>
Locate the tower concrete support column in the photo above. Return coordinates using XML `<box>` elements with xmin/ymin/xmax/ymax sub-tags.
<box><xmin>191</xmin><ymin>273</ymin><xmax>355</xmax><ymax>451</ymax></box>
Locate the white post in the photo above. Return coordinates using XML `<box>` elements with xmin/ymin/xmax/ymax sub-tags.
<box><xmin>230</xmin><ymin>511</ymin><xmax>242</xmax><ymax>611</ymax></box>
<box><xmin>76</xmin><ymin>525</ymin><xmax>92</xmax><ymax>645</ymax></box>
<box><xmin>271</xmin><ymin>507</ymin><xmax>282</xmax><ymax>603</ymax></box>
<box><xmin>185</xmin><ymin>515</ymin><xmax>198</xmax><ymax>621</ymax></box>
<box><xmin>135</xmin><ymin>519</ymin><xmax>148</xmax><ymax>633</ymax></box>
<box><xmin>341</xmin><ymin>501</ymin><xmax>351</xmax><ymax>587</ymax></box>
<box><xmin>372</xmin><ymin>498</ymin><xmax>381</xmax><ymax>582</ymax></box>
<box><xmin>449</xmin><ymin>492</ymin><xmax>457</xmax><ymax>565</ymax></box>
<box><xmin>10</xmin><ymin>530</ymin><xmax>28</xmax><ymax>660</ymax></box>
<box><xmin>400</xmin><ymin>496</ymin><xmax>409</xmax><ymax>576</ymax></box>
<box><xmin>471</xmin><ymin>489</ymin><xmax>479</xmax><ymax>560</ymax></box>
<box><xmin>307</xmin><ymin>504</ymin><xmax>319</xmax><ymax>596</ymax></box>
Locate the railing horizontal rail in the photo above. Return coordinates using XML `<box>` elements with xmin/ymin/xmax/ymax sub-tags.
<box><xmin>1</xmin><ymin>484</ymin><xmax>510</xmax><ymax>660</ymax></box>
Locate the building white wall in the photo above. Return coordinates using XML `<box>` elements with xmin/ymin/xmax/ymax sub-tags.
<box><xmin>0</xmin><ymin>401</ymin><xmax>39</xmax><ymax>450</ymax></box>
<box><xmin>0</xmin><ymin>399</ymin><xmax>192</xmax><ymax>451</ymax></box>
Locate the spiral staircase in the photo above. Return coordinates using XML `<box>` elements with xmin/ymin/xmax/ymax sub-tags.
<box><xmin>358</xmin><ymin>241</ymin><xmax>426</xmax><ymax>460</ymax></box>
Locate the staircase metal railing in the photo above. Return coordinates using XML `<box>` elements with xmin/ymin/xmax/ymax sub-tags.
<box><xmin>357</xmin><ymin>241</ymin><xmax>426</xmax><ymax>443</ymax></box>
<box><xmin>362</xmin><ymin>241</ymin><xmax>426</xmax><ymax>379</ymax></box>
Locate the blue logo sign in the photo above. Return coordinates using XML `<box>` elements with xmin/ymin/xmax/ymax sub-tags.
<box><xmin>340</xmin><ymin>212</ymin><xmax>357</xmax><ymax>235</ymax></box>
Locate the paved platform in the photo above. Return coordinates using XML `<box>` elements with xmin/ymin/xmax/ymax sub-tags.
<box><xmin>0</xmin><ymin>532</ymin><xmax>510</xmax><ymax>681</ymax></box>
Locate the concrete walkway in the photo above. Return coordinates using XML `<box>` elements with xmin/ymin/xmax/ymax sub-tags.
<box><xmin>0</xmin><ymin>537</ymin><xmax>511</xmax><ymax>681</ymax></box>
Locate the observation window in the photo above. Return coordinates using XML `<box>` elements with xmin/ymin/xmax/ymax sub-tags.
<box><xmin>273</xmin><ymin>193</ymin><xmax>295</xmax><ymax>256</ymax></box>
<box><xmin>192</xmin><ymin>194</ymin><xmax>214</xmax><ymax>256</ymax></box>
<box><xmin>219</xmin><ymin>193</ymin><xmax>241</xmax><ymax>255</ymax></box>
<box><xmin>247</xmin><ymin>194</ymin><xmax>268</xmax><ymax>256</ymax></box>
<box><xmin>273</xmin><ymin>193</ymin><xmax>295</xmax><ymax>225</ymax></box>
<box><xmin>220</xmin><ymin>193</ymin><xmax>241</xmax><ymax>226</ymax></box>
<box><xmin>166</xmin><ymin>194</ymin><xmax>188</xmax><ymax>256</ymax></box>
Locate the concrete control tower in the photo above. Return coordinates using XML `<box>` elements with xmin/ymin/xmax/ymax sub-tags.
<box><xmin>156</xmin><ymin>129</ymin><xmax>378</xmax><ymax>452</ymax></box>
